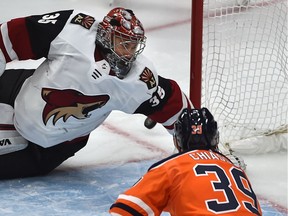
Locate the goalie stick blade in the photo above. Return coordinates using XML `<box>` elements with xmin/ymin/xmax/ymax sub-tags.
<box><xmin>144</xmin><ymin>117</ymin><xmax>157</xmax><ymax>129</ymax></box>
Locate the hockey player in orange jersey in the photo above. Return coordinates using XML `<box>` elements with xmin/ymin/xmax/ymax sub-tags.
<box><xmin>110</xmin><ymin>108</ymin><xmax>262</xmax><ymax>215</ymax></box>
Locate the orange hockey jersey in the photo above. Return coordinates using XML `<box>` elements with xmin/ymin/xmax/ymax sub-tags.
<box><xmin>110</xmin><ymin>149</ymin><xmax>262</xmax><ymax>216</ymax></box>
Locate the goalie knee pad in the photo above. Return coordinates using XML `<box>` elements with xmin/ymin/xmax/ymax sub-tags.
<box><xmin>0</xmin><ymin>103</ymin><xmax>28</xmax><ymax>155</ymax></box>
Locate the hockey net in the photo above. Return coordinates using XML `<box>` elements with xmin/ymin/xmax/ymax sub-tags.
<box><xmin>190</xmin><ymin>0</ymin><xmax>287</xmax><ymax>154</ymax></box>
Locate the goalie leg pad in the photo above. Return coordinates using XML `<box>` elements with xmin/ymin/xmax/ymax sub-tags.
<box><xmin>0</xmin><ymin>103</ymin><xmax>28</xmax><ymax>155</ymax></box>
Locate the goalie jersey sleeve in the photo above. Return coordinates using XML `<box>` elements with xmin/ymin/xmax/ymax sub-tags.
<box><xmin>109</xmin><ymin>150</ymin><xmax>262</xmax><ymax>216</ymax></box>
<box><xmin>135</xmin><ymin>75</ymin><xmax>192</xmax><ymax>134</ymax></box>
<box><xmin>0</xmin><ymin>10</ymin><xmax>73</xmax><ymax>74</ymax></box>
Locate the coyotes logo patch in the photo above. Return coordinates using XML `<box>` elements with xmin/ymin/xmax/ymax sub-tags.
<box><xmin>71</xmin><ymin>13</ymin><xmax>95</xmax><ymax>29</ymax></box>
<box><xmin>139</xmin><ymin>67</ymin><xmax>156</xmax><ymax>89</ymax></box>
<box><xmin>41</xmin><ymin>88</ymin><xmax>110</xmax><ymax>125</ymax></box>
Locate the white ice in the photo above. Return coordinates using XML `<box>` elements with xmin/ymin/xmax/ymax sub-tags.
<box><xmin>0</xmin><ymin>0</ymin><xmax>287</xmax><ymax>215</ymax></box>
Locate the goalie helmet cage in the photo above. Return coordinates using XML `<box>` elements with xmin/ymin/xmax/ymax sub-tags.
<box><xmin>190</xmin><ymin>0</ymin><xmax>287</xmax><ymax>152</ymax></box>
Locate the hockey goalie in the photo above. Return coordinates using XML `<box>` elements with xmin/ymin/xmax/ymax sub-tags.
<box><xmin>0</xmin><ymin>8</ymin><xmax>192</xmax><ymax>179</ymax></box>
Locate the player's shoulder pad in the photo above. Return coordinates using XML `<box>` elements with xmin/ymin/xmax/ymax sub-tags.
<box><xmin>25</xmin><ymin>10</ymin><xmax>75</xmax><ymax>57</ymax></box>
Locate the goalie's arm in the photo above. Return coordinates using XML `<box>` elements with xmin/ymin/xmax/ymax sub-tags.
<box><xmin>135</xmin><ymin>76</ymin><xmax>192</xmax><ymax>134</ymax></box>
<box><xmin>0</xmin><ymin>10</ymin><xmax>73</xmax><ymax>75</ymax></box>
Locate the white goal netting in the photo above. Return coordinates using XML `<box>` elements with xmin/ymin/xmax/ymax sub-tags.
<box><xmin>201</xmin><ymin>0</ymin><xmax>287</xmax><ymax>153</ymax></box>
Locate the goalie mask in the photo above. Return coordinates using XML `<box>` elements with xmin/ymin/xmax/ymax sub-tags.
<box><xmin>96</xmin><ymin>7</ymin><xmax>146</xmax><ymax>79</ymax></box>
<box><xmin>173</xmin><ymin>108</ymin><xmax>219</xmax><ymax>152</ymax></box>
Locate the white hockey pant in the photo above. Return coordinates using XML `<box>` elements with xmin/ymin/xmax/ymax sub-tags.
<box><xmin>0</xmin><ymin>103</ymin><xmax>28</xmax><ymax>155</ymax></box>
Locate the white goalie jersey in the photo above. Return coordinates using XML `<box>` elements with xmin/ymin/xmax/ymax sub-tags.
<box><xmin>0</xmin><ymin>10</ymin><xmax>192</xmax><ymax>148</ymax></box>
<box><xmin>14</xmin><ymin>55</ymin><xmax>158</xmax><ymax>146</ymax></box>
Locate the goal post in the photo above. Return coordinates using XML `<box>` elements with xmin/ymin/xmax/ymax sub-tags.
<box><xmin>190</xmin><ymin>0</ymin><xmax>204</xmax><ymax>109</ymax></box>
<box><xmin>190</xmin><ymin>0</ymin><xmax>287</xmax><ymax>153</ymax></box>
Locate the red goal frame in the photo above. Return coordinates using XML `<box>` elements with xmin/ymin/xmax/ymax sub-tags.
<box><xmin>189</xmin><ymin>0</ymin><xmax>203</xmax><ymax>109</ymax></box>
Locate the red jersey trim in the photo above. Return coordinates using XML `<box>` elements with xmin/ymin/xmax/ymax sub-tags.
<box><xmin>7</xmin><ymin>18</ymin><xmax>36</xmax><ymax>60</ymax></box>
